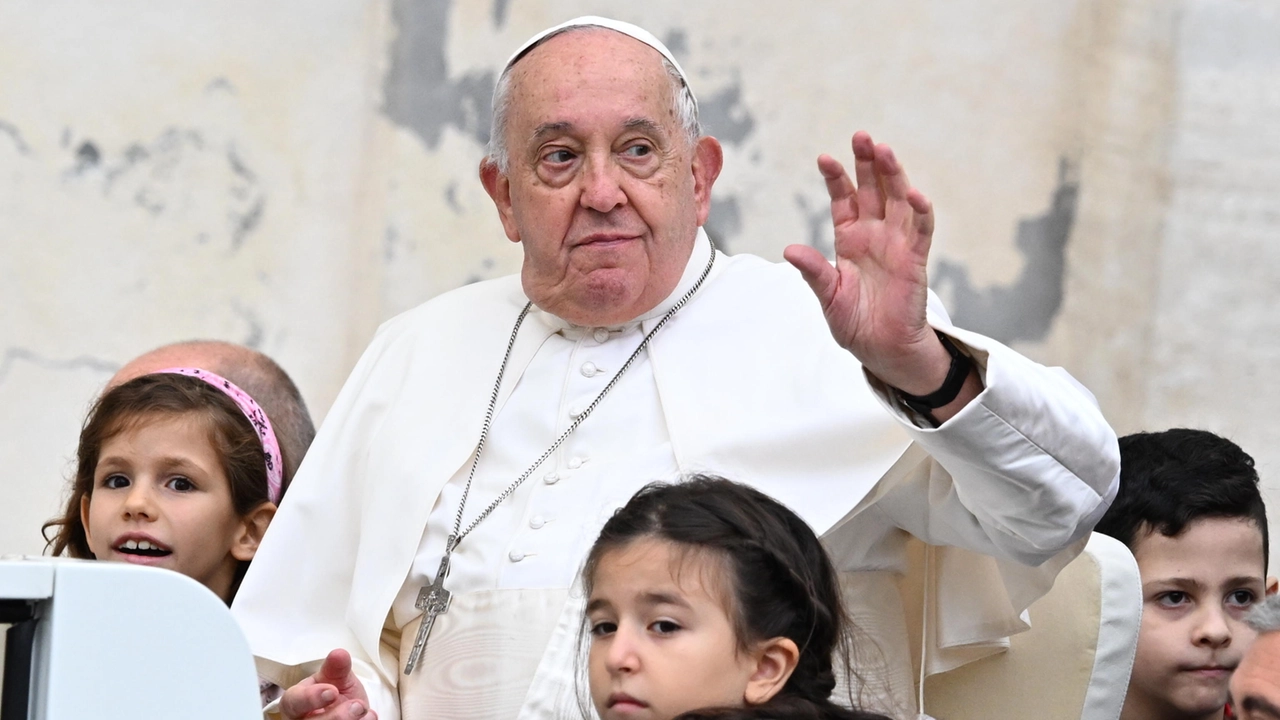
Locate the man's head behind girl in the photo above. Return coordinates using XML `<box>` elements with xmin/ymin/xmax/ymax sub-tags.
<box><xmin>582</xmin><ymin>475</ymin><xmax>891</xmax><ymax>720</ymax></box>
<box><xmin>43</xmin><ymin>370</ymin><xmax>281</xmax><ymax>603</ymax></box>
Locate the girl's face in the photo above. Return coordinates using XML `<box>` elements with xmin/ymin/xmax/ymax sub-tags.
<box><xmin>586</xmin><ymin>538</ymin><xmax>775</xmax><ymax>720</ymax></box>
<box><xmin>81</xmin><ymin>413</ymin><xmax>258</xmax><ymax>602</ymax></box>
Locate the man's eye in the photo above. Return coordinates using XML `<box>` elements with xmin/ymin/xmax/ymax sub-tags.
<box><xmin>543</xmin><ymin>149</ymin><xmax>575</xmax><ymax>164</ymax></box>
<box><xmin>622</xmin><ymin>144</ymin><xmax>652</xmax><ymax>158</ymax></box>
<box><xmin>166</xmin><ymin>477</ymin><xmax>196</xmax><ymax>492</ymax></box>
<box><xmin>589</xmin><ymin>621</ymin><xmax>617</xmax><ymax>637</ymax></box>
<box><xmin>1228</xmin><ymin>590</ymin><xmax>1258</xmax><ymax>607</ymax></box>
<box><xmin>1157</xmin><ymin>591</ymin><xmax>1190</xmax><ymax>607</ymax></box>
<box><xmin>103</xmin><ymin>474</ymin><xmax>130</xmax><ymax>489</ymax></box>
<box><xmin>651</xmin><ymin>620</ymin><xmax>681</xmax><ymax>635</ymax></box>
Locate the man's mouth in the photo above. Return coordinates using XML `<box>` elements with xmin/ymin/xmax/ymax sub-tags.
<box><xmin>576</xmin><ymin>233</ymin><xmax>638</xmax><ymax>248</ymax></box>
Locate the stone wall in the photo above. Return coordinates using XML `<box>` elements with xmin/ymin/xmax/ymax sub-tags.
<box><xmin>4</xmin><ymin>0</ymin><xmax>1278</xmax><ymax>567</ymax></box>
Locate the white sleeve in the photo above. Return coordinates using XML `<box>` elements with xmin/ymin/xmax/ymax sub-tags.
<box><xmin>865</xmin><ymin>291</ymin><xmax>1120</xmax><ymax>566</ymax></box>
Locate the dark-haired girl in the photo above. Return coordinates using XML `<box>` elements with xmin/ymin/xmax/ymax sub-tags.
<box><xmin>583</xmin><ymin>475</ymin><xmax>893</xmax><ymax>720</ymax></box>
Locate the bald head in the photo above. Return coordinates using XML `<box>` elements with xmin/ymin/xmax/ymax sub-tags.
<box><xmin>110</xmin><ymin>341</ymin><xmax>315</xmax><ymax>490</ymax></box>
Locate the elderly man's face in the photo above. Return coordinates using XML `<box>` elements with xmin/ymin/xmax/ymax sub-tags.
<box><xmin>1232</xmin><ymin>630</ymin><xmax>1280</xmax><ymax>720</ymax></box>
<box><xmin>481</xmin><ymin>30</ymin><xmax>722</xmax><ymax>326</ymax></box>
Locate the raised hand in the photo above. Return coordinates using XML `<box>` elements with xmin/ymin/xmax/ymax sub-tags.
<box><xmin>280</xmin><ymin>649</ymin><xmax>378</xmax><ymax>720</ymax></box>
<box><xmin>784</xmin><ymin>131</ymin><xmax>957</xmax><ymax>399</ymax></box>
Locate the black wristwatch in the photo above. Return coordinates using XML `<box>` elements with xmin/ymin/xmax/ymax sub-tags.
<box><xmin>897</xmin><ymin>331</ymin><xmax>973</xmax><ymax>427</ymax></box>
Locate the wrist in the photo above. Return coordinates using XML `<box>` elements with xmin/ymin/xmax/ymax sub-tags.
<box><xmin>869</xmin><ymin>328</ymin><xmax>954</xmax><ymax>396</ymax></box>
<box><xmin>894</xmin><ymin>331</ymin><xmax>973</xmax><ymax>426</ymax></box>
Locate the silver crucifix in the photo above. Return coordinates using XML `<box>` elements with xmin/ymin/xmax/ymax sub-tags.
<box><xmin>403</xmin><ymin>552</ymin><xmax>452</xmax><ymax>674</ymax></box>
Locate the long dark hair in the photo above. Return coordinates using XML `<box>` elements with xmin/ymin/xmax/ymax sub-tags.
<box><xmin>582</xmin><ymin>476</ymin><xmax>893</xmax><ymax>720</ymax></box>
<box><xmin>42</xmin><ymin>372</ymin><xmax>276</xmax><ymax>600</ymax></box>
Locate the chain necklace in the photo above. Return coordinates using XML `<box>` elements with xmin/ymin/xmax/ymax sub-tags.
<box><xmin>404</xmin><ymin>238</ymin><xmax>716</xmax><ymax>674</ymax></box>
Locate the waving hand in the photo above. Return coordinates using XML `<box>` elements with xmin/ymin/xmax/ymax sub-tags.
<box><xmin>784</xmin><ymin>131</ymin><xmax>978</xmax><ymax>414</ymax></box>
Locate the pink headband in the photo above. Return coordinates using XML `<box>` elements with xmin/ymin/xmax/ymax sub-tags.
<box><xmin>156</xmin><ymin>367</ymin><xmax>283</xmax><ymax>505</ymax></box>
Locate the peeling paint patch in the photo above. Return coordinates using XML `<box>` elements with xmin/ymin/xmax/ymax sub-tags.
<box><xmin>228</xmin><ymin>147</ymin><xmax>257</xmax><ymax>183</ymax></box>
<box><xmin>75</xmin><ymin>141</ymin><xmax>101</xmax><ymax>172</ymax></box>
<box><xmin>705</xmin><ymin>194</ymin><xmax>742</xmax><ymax>252</ymax></box>
<box><xmin>230</xmin><ymin>196</ymin><xmax>265</xmax><ymax>248</ymax></box>
<box><xmin>123</xmin><ymin>143</ymin><xmax>149</xmax><ymax>164</ymax></box>
<box><xmin>932</xmin><ymin>159</ymin><xmax>1079</xmax><ymax>344</ymax></box>
<box><xmin>663</xmin><ymin>30</ymin><xmax>689</xmax><ymax>58</ymax></box>
<box><xmin>384</xmin><ymin>225</ymin><xmax>401</xmax><ymax>262</ymax></box>
<box><xmin>384</xmin><ymin>0</ymin><xmax>496</xmax><ymax>150</ymax></box>
<box><xmin>205</xmin><ymin>77</ymin><xmax>237</xmax><ymax>95</ymax></box>
<box><xmin>698</xmin><ymin>81</ymin><xmax>755</xmax><ymax>146</ymax></box>
<box><xmin>0</xmin><ymin>348</ymin><xmax>118</xmax><ymax>387</ymax></box>
<box><xmin>69</xmin><ymin>128</ymin><xmax>267</xmax><ymax>250</ymax></box>
<box><xmin>492</xmin><ymin>0</ymin><xmax>511</xmax><ymax>28</ymax></box>
<box><xmin>0</xmin><ymin>120</ymin><xmax>31</xmax><ymax>154</ymax></box>
<box><xmin>444</xmin><ymin>181</ymin><xmax>463</xmax><ymax>214</ymax></box>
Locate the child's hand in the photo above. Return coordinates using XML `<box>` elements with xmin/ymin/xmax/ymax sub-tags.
<box><xmin>280</xmin><ymin>649</ymin><xmax>377</xmax><ymax>720</ymax></box>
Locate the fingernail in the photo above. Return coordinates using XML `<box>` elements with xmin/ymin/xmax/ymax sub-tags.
<box><xmin>351</xmin><ymin>702</ymin><xmax>367</xmax><ymax>717</ymax></box>
<box><xmin>321</xmin><ymin>689</ymin><xmax>335</xmax><ymax>703</ymax></box>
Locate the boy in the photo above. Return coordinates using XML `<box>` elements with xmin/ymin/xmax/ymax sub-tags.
<box><xmin>1096</xmin><ymin>429</ymin><xmax>1277</xmax><ymax>720</ymax></box>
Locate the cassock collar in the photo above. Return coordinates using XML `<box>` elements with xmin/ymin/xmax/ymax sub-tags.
<box><xmin>531</xmin><ymin>228</ymin><xmax>716</xmax><ymax>336</ymax></box>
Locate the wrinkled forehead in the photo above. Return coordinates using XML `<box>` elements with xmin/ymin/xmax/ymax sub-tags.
<box><xmin>500</xmin><ymin>16</ymin><xmax>696</xmax><ymax>108</ymax></box>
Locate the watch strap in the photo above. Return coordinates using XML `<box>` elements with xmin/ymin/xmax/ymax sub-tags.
<box><xmin>897</xmin><ymin>331</ymin><xmax>973</xmax><ymax>425</ymax></box>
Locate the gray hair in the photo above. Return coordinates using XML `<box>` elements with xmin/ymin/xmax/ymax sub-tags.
<box><xmin>486</xmin><ymin>25</ymin><xmax>701</xmax><ymax>173</ymax></box>
<box><xmin>1246</xmin><ymin>594</ymin><xmax>1280</xmax><ymax>634</ymax></box>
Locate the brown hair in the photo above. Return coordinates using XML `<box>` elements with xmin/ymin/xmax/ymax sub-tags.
<box><xmin>582</xmin><ymin>476</ymin><xmax>893</xmax><ymax>720</ymax></box>
<box><xmin>43</xmin><ymin>373</ymin><xmax>277</xmax><ymax>599</ymax></box>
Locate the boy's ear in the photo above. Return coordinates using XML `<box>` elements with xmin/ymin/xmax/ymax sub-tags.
<box><xmin>1266</xmin><ymin>575</ymin><xmax>1278</xmax><ymax>596</ymax></box>
<box><xmin>230</xmin><ymin>501</ymin><xmax>277</xmax><ymax>562</ymax></box>
<box><xmin>743</xmin><ymin>637</ymin><xmax>800</xmax><ymax>706</ymax></box>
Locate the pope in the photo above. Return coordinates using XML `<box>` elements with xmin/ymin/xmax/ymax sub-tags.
<box><xmin>233</xmin><ymin>16</ymin><xmax>1120</xmax><ymax>720</ymax></box>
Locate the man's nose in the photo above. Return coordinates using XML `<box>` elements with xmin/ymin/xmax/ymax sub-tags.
<box><xmin>1194</xmin><ymin>605</ymin><xmax>1233</xmax><ymax>648</ymax></box>
<box><xmin>579</xmin><ymin>155</ymin><xmax>627</xmax><ymax>213</ymax></box>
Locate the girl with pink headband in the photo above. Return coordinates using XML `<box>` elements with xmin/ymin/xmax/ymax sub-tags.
<box><xmin>44</xmin><ymin>368</ymin><xmax>284</xmax><ymax>604</ymax></box>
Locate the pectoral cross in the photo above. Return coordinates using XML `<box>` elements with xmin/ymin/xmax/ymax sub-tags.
<box><xmin>403</xmin><ymin>552</ymin><xmax>452</xmax><ymax>675</ymax></box>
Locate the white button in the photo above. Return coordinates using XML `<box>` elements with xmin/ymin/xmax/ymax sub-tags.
<box><xmin>581</xmin><ymin>362</ymin><xmax>598</xmax><ymax>377</ymax></box>
<box><xmin>544</xmin><ymin>472</ymin><xmax>560</xmax><ymax>485</ymax></box>
<box><xmin>529</xmin><ymin>516</ymin><xmax>546</xmax><ymax>529</ymax></box>
<box><xmin>569</xmin><ymin>406</ymin><xmax>584</xmax><ymax>418</ymax></box>
<box><xmin>509</xmin><ymin>550</ymin><xmax>525</xmax><ymax>563</ymax></box>
<box><xmin>593</xmin><ymin>328</ymin><xmax>610</xmax><ymax>343</ymax></box>
<box><xmin>568</xmin><ymin>457</ymin><xmax>583</xmax><ymax>469</ymax></box>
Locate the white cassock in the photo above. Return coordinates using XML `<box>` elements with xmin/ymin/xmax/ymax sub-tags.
<box><xmin>233</xmin><ymin>231</ymin><xmax>1119</xmax><ymax>720</ymax></box>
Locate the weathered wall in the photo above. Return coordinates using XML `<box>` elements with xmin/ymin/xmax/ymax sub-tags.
<box><xmin>4</xmin><ymin>0</ymin><xmax>1279</xmax><ymax>567</ymax></box>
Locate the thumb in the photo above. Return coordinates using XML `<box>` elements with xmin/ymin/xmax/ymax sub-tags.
<box><xmin>319</xmin><ymin>648</ymin><xmax>354</xmax><ymax>684</ymax></box>
<box><xmin>783</xmin><ymin>244</ymin><xmax>837</xmax><ymax>305</ymax></box>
